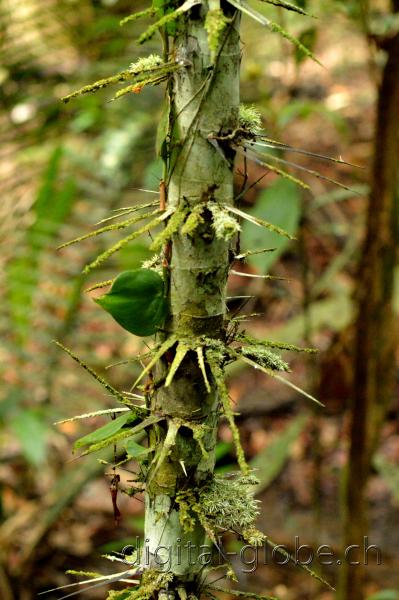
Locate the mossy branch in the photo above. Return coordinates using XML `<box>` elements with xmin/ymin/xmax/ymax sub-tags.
<box><xmin>58</xmin><ymin>209</ymin><xmax>161</xmax><ymax>249</ymax></box>
<box><xmin>120</xmin><ymin>7</ymin><xmax>156</xmax><ymax>27</ymax></box>
<box><xmin>62</xmin><ymin>56</ymin><xmax>172</xmax><ymax>103</ymax></box>
<box><xmin>83</xmin><ymin>209</ymin><xmax>174</xmax><ymax>274</ymax></box>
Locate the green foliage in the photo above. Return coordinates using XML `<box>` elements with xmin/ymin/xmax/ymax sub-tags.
<box><xmin>81</xmin><ymin>415</ymin><xmax>160</xmax><ymax>456</ymax></box>
<box><xmin>125</xmin><ymin>439</ymin><xmax>151</xmax><ymax>459</ymax></box>
<box><xmin>368</xmin><ymin>592</ymin><xmax>399</xmax><ymax>600</ymax></box>
<box><xmin>10</xmin><ymin>409</ymin><xmax>49</xmax><ymax>466</ymax></box>
<box><xmin>83</xmin><ymin>209</ymin><xmax>173</xmax><ymax>273</ymax></box>
<box><xmin>74</xmin><ymin>411</ymin><xmax>136</xmax><ymax>450</ymax></box>
<box><xmin>250</xmin><ymin>414</ymin><xmax>308</xmax><ymax>492</ymax></box>
<box><xmin>240</xmin><ymin>178</ymin><xmax>301</xmax><ymax>273</ymax></box>
<box><xmin>95</xmin><ymin>269</ymin><xmax>168</xmax><ymax>337</ymax></box>
<box><xmin>6</xmin><ymin>147</ymin><xmax>76</xmax><ymax>343</ymax></box>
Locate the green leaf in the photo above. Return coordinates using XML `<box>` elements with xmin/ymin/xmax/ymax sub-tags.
<box><xmin>74</xmin><ymin>412</ymin><xmax>136</xmax><ymax>450</ymax></box>
<box><xmin>368</xmin><ymin>592</ymin><xmax>399</xmax><ymax>600</ymax></box>
<box><xmin>251</xmin><ymin>415</ymin><xmax>308</xmax><ymax>492</ymax></box>
<box><xmin>240</xmin><ymin>179</ymin><xmax>300</xmax><ymax>274</ymax></box>
<box><xmin>95</xmin><ymin>269</ymin><xmax>168</xmax><ymax>337</ymax></box>
<box><xmin>373</xmin><ymin>454</ymin><xmax>399</xmax><ymax>505</ymax></box>
<box><xmin>10</xmin><ymin>410</ymin><xmax>48</xmax><ymax>466</ymax></box>
<box><xmin>125</xmin><ymin>439</ymin><xmax>151</xmax><ymax>459</ymax></box>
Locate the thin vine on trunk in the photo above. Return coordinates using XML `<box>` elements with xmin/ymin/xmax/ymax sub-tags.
<box><xmin>338</xmin><ymin>6</ymin><xmax>399</xmax><ymax>599</ymax></box>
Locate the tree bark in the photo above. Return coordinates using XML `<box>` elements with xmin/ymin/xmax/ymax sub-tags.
<box><xmin>144</xmin><ymin>1</ymin><xmax>241</xmax><ymax>589</ymax></box>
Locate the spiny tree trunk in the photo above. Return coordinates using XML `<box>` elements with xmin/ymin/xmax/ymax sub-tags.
<box><xmin>145</xmin><ymin>4</ymin><xmax>241</xmax><ymax>583</ymax></box>
<box><xmin>338</xmin><ymin>20</ymin><xmax>399</xmax><ymax>600</ymax></box>
<box><xmin>57</xmin><ymin>2</ymin><xmax>334</xmax><ymax>598</ymax></box>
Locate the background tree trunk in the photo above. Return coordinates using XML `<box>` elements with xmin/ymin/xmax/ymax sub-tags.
<box><xmin>338</xmin><ymin>20</ymin><xmax>399</xmax><ymax>600</ymax></box>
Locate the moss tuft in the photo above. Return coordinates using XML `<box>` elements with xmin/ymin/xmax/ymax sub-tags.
<box><xmin>205</xmin><ymin>8</ymin><xmax>231</xmax><ymax>63</ymax></box>
<box><xmin>208</xmin><ymin>203</ymin><xmax>240</xmax><ymax>241</ymax></box>
<box><xmin>239</xmin><ymin>104</ymin><xmax>262</xmax><ymax>134</ymax></box>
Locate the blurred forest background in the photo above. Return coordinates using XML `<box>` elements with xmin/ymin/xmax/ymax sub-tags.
<box><xmin>1</xmin><ymin>0</ymin><xmax>398</xmax><ymax>599</ymax></box>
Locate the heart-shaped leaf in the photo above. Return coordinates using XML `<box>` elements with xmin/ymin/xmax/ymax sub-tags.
<box><xmin>95</xmin><ymin>269</ymin><xmax>168</xmax><ymax>336</ymax></box>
